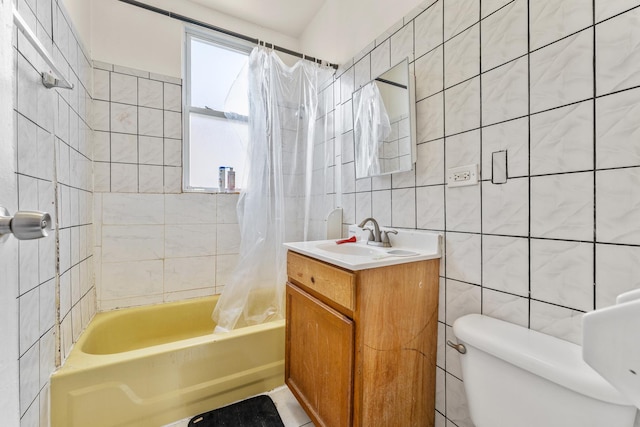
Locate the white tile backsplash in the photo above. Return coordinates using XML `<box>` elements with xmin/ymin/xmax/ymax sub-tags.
<box><xmin>355</xmin><ymin>191</ymin><xmax>372</xmax><ymax>221</ymax></box>
<box><xmin>102</xmin><ymin>225</ymin><xmax>164</xmax><ymax>262</ymax></box>
<box><xmin>595</xmin><ymin>0</ymin><xmax>640</xmax><ymax>22</ymax></box>
<box><xmin>481</xmin><ymin>56</ymin><xmax>528</xmax><ymax>125</ymax></box>
<box><xmin>391</xmin><ymin>187</ymin><xmax>416</xmax><ymax>228</ymax></box>
<box><xmin>138</xmin><ymin>78</ymin><xmax>163</xmax><ymax>109</ymax></box>
<box><xmin>164</xmin><ymin>138</ymin><xmax>182</xmax><ymax>167</ymax></box>
<box><xmin>444</xmin><ymin>77</ymin><xmax>480</xmax><ymax>135</ymax></box>
<box><xmin>110</xmin><ymin>72</ymin><xmax>137</xmax><ymax>105</ymax></box>
<box><xmin>446</xmin><ymin>184</ymin><xmax>481</xmax><ymax>233</ymax></box>
<box><xmin>14</xmin><ymin>3</ymin><xmax>95</xmax><ymax>419</ymax></box>
<box><xmin>110</xmin><ymin>102</ymin><xmax>138</xmax><ymax>134</ymax></box>
<box><xmin>530</xmin><ymin>0</ymin><xmax>593</xmax><ymax>51</ymax></box>
<box><xmin>596</xmin><ymin>7</ymin><xmax>640</xmax><ymax>96</ymax></box>
<box><xmin>417</xmin><ymin>93</ymin><xmax>444</xmax><ymax>142</ymax></box>
<box><xmin>415</xmin><ymin>45</ymin><xmax>443</xmax><ymax>100</ymax></box>
<box><xmin>530</xmin><ymin>300</ymin><xmax>584</xmax><ymax>344</ymax></box>
<box><xmin>530</xmin><ymin>29</ymin><xmax>593</xmax><ymax>113</ymax></box>
<box><xmin>138</xmin><ymin>136</ymin><xmax>163</xmax><ymax>165</ymax></box>
<box><xmin>531</xmin><ymin>100</ymin><xmax>594</xmax><ymax>174</ymax></box>
<box><xmin>415</xmin><ymin>0</ymin><xmax>443</xmax><ymax>57</ymax></box>
<box><xmin>19</xmin><ymin>344</ymin><xmax>39</xmax><ymax>415</ymax></box>
<box><xmin>164</xmin><ymin>256</ymin><xmax>216</xmax><ymax>293</ymax></box>
<box><xmin>216</xmin><ymin>222</ymin><xmax>241</xmax><ymax>254</ymax></box>
<box><xmin>110</xmin><ymin>132</ymin><xmax>137</xmax><ymax>163</ymax></box>
<box><xmin>391</xmin><ymin>22</ymin><xmax>415</xmax><ymax>64</ymax></box>
<box><xmin>354</xmin><ymin>55</ymin><xmax>370</xmax><ymax>90</ymax></box>
<box><xmin>93</xmin><ymin>68</ymin><xmax>110</xmax><ymax>101</ymax></box>
<box><xmin>163</xmin><ymin>166</ymin><xmax>182</xmax><ymax>193</ymax></box>
<box><xmin>371</xmin><ymin>189</ymin><xmax>392</xmax><ymax>227</ymax></box>
<box><xmin>165</xmin><ymin>193</ymin><xmax>215</xmax><ymax>224</ymax></box>
<box><xmin>444</xmin><ymin>25</ymin><xmax>479</xmax><ymax>88</ymax></box>
<box><xmin>102</xmin><ymin>193</ymin><xmax>164</xmax><ymax>224</ymax></box>
<box><xmin>445</xmin><ymin>129</ymin><xmax>480</xmax><ymax>172</ymax></box>
<box><xmin>481</xmin><ymin>117</ymin><xmax>529</xmax><ymax>179</ymax></box>
<box><xmin>416</xmin><ymin>185</ymin><xmax>445</xmax><ymax>230</ymax></box>
<box><xmin>595</xmin><ymin>243</ymin><xmax>640</xmax><ymax>308</ymax></box>
<box><xmin>531</xmin><ymin>239</ymin><xmax>594</xmax><ymax>312</ymax></box>
<box><xmin>334</xmin><ymin>4</ymin><xmax>640</xmax><ymax>423</ymax></box>
<box><xmin>596</xmin><ymin>86</ymin><xmax>640</xmax><ymax>169</ymax></box>
<box><xmin>165</xmin><ymin>224</ymin><xmax>216</xmax><ymax>258</ymax></box>
<box><xmin>481</xmin><ymin>0</ymin><xmax>512</xmax><ymax>18</ymax></box>
<box><xmin>596</xmin><ymin>167</ymin><xmax>640</xmax><ymax>245</ymax></box>
<box><xmin>101</xmin><ymin>259</ymin><xmax>164</xmax><ymax>300</ymax></box>
<box><xmin>445</xmin><ymin>373</ymin><xmax>474</xmax><ymax>427</ymax></box>
<box><xmin>445</xmin><ymin>232</ymin><xmax>482</xmax><ymax>285</ymax></box>
<box><xmin>110</xmin><ymin>163</ymin><xmax>139</xmax><ymax>192</ymax></box>
<box><xmin>370</xmin><ymin>39</ymin><xmax>391</xmax><ymax>78</ymax></box>
<box><xmin>138</xmin><ymin>165</ymin><xmax>164</xmax><ymax>193</ymax></box>
<box><xmin>481</xmin><ymin>0</ymin><xmax>527</xmax><ymax>72</ymax></box>
<box><xmin>445</xmin><ymin>279</ymin><xmax>481</xmax><ymax>325</ymax></box>
<box><xmin>164</xmin><ymin>83</ymin><xmax>182</xmax><ymax>112</ymax></box>
<box><xmin>483</xmin><ymin>235</ymin><xmax>529</xmax><ymax>296</ymax></box>
<box><xmin>19</xmin><ymin>288</ymin><xmax>40</xmax><ymax>356</ymax></box>
<box><xmin>482</xmin><ymin>288</ymin><xmax>529</xmax><ymax>327</ymax></box>
<box><xmin>139</xmin><ymin>106</ymin><xmax>164</xmax><ymax>137</ymax></box>
<box><xmin>444</xmin><ymin>0</ymin><xmax>479</xmax><ymax>41</ymax></box>
<box><xmin>530</xmin><ymin>172</ymin><xmax>594</xmax><ymax>241</ymax></box>
<box><xmin>482</xmin><ymin>178</ymin><xmax>529</xmax><ymax>236</ymax></box>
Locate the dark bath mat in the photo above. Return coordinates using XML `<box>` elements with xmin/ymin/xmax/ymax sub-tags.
<box><xmin>188</xmin><ymin>395</ymin><xmax>285</xmax><ymax>427</ymax></box>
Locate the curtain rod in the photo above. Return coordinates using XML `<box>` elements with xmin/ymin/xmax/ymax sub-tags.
<box><xmin>118</xmin><ymin>0</ymin><xmax>339</xmax><ymax>69</ymax></box>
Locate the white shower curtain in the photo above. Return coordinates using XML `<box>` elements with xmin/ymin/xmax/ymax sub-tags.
<box><xmin>212</xmin><ymin>47</ymin><xmax>334</xmax><ymax>332</ymax></box>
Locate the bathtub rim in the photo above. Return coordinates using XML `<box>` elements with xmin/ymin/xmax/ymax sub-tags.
<box><xmin>55</xmin><ymin>295</ymin><xmax>285</xmax><ymax>373</ymax></box>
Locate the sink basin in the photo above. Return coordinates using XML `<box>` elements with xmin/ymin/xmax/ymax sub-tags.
<box><xmin>315</xmin><ymin>242</ymin><xmax>384</xmax><ymax>256</ymax></box>
<box><xmin>284</xmin><ymin>226</ymin><xmax>442</xmax><ymax>270</ymax></box>
<box><xmin>583</xmin><ymin>289</ymin><xmax>640</xmax><ymax>410</ymax></box>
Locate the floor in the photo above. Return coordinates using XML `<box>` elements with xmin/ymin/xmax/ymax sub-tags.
<box><xmin>162</xmin><ymin>385</ymin><xmax>315</xmax><ymax>427</ymax></box>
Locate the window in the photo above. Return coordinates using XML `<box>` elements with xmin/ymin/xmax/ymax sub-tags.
<box><xmin>184</xmin><ymin>28</ymin><xmax>251</xmax><ymax>192</ymax></box>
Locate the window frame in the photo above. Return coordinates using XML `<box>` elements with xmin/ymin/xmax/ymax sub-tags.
<box><xmin>183</xmin><ymin>26</ymin><xmax>253</xmax><ymax>193</ymax></box>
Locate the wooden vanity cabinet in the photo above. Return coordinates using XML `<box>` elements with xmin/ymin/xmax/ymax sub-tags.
<box><xmin>285</xmin><ymin>251</ymin><xmax>440</xmax><ymax>427</ymax></box>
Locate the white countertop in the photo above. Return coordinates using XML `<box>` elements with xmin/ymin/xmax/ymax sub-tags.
<box><xmin>284</xmin><ymin>228</ymin><xmax>442</xmax><ymax>271</ymax></box>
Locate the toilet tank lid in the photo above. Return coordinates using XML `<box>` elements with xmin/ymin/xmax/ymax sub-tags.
<box><xmin>453</xmin><ymin>314</ymin><xmax>631</xmax><ymax>406</ymax></box>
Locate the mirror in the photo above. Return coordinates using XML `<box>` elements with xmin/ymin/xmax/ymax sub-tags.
<box><xmin>353</xmin><ymin>58</ymin><xmax>416</xmax><ymax>179</ymax></box>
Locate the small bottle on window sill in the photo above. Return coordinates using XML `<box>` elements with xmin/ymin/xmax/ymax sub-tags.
<box><xmin>226</xmin><ymin>168</ymin><xmax>235</xmax><ymax>192</ymax></box>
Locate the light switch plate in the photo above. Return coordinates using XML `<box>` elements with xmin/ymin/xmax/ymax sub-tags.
<box><xmin>447</xmin><ymin>164</ymin><xmax>478</xmax><ymax>187</ymax></box>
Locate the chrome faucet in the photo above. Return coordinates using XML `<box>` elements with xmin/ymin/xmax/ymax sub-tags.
<box><xmin>357</xmin><ymin>217</ymin><xmax>396</xmax><ymax>247</ymax></box>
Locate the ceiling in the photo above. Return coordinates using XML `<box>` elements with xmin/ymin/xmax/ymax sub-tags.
<box><xmin>188</xmin><ymin>0</ymin><xmax>327</xmax><ymax>38</ymax></box>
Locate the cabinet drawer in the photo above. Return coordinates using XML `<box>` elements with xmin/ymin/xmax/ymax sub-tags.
<box><xmin>287</xmin><ymin>251</ymin><xmax>355</xmax><ymax>312</ymax></box>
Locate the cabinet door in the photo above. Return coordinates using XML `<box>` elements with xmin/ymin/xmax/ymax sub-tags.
<box><xmin>286</xmin><ymin>283</ymin><xmax>354</xmax><ymax>427</ymax></box>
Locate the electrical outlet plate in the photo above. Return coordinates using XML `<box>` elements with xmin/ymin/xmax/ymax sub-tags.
<box><xmin>447</xmin><ymin>164</ymin><xmax>478</xmax><ymax>187</ymax></box>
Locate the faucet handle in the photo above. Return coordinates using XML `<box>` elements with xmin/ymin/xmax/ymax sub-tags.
<box><xmin>381</xmin><ymin>229</ymin><xmax>398</xmax><ymax>245</ymax></box>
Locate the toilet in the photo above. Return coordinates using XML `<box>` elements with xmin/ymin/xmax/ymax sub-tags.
<box><xmin>452</xmin><ymin>314</ymin><xmax>637</xmax><ymax>427</ymax></box>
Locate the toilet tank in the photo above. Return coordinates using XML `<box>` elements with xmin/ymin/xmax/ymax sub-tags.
<box><xmin>453</xmin><ymin>314</ymin><xmax>636</xmax><ymax>427</ymax></box>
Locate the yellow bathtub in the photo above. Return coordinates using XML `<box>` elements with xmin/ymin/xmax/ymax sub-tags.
<box><xmin>51</xmin><ymin>295</ymin><xmax>285</xmax><ymax>427</ymax></box>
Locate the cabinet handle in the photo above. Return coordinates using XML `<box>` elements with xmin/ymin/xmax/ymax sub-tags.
<box><xmin>310</xmin><ymin>276</ymin><xmax>315</xmax><ymax>284</ymax></box>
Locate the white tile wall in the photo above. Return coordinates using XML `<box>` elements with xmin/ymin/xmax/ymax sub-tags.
<box><xmin>530</xmin><ymin>29</ymin><xmax>593</xmax><ymax>113</ymax></box>
<box><xmin>14</xmin><ymin>0</ymin><xmax>95</xmax><ymax>424</ymax></box>
<box><xmin>332</xmin><ymin>1</ymin><xmax>640</xmax><ymax>424</ymax></box>
<box><xmin>481</xmin><ymin>0</ymin><xmax>527</xmax><ymax>72</ymax></box>
<box><xmin>92</xmin><ymin>63</ymin><xmax>182</xmax><ymax>194</ymax></box>
<box><xmin>530</xmin><ymin>100</ymin><xmax>594</xmax><ymax>174</ymax></box>
<box><xmin>444</xmin><ymin>25</ymin><xmax>479</xmax><ymax>88</ymax></box>
<box><xmin>96</xmin><ymin>192</ymin><xmax>240</xmax><ymax>309</ymax></box>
